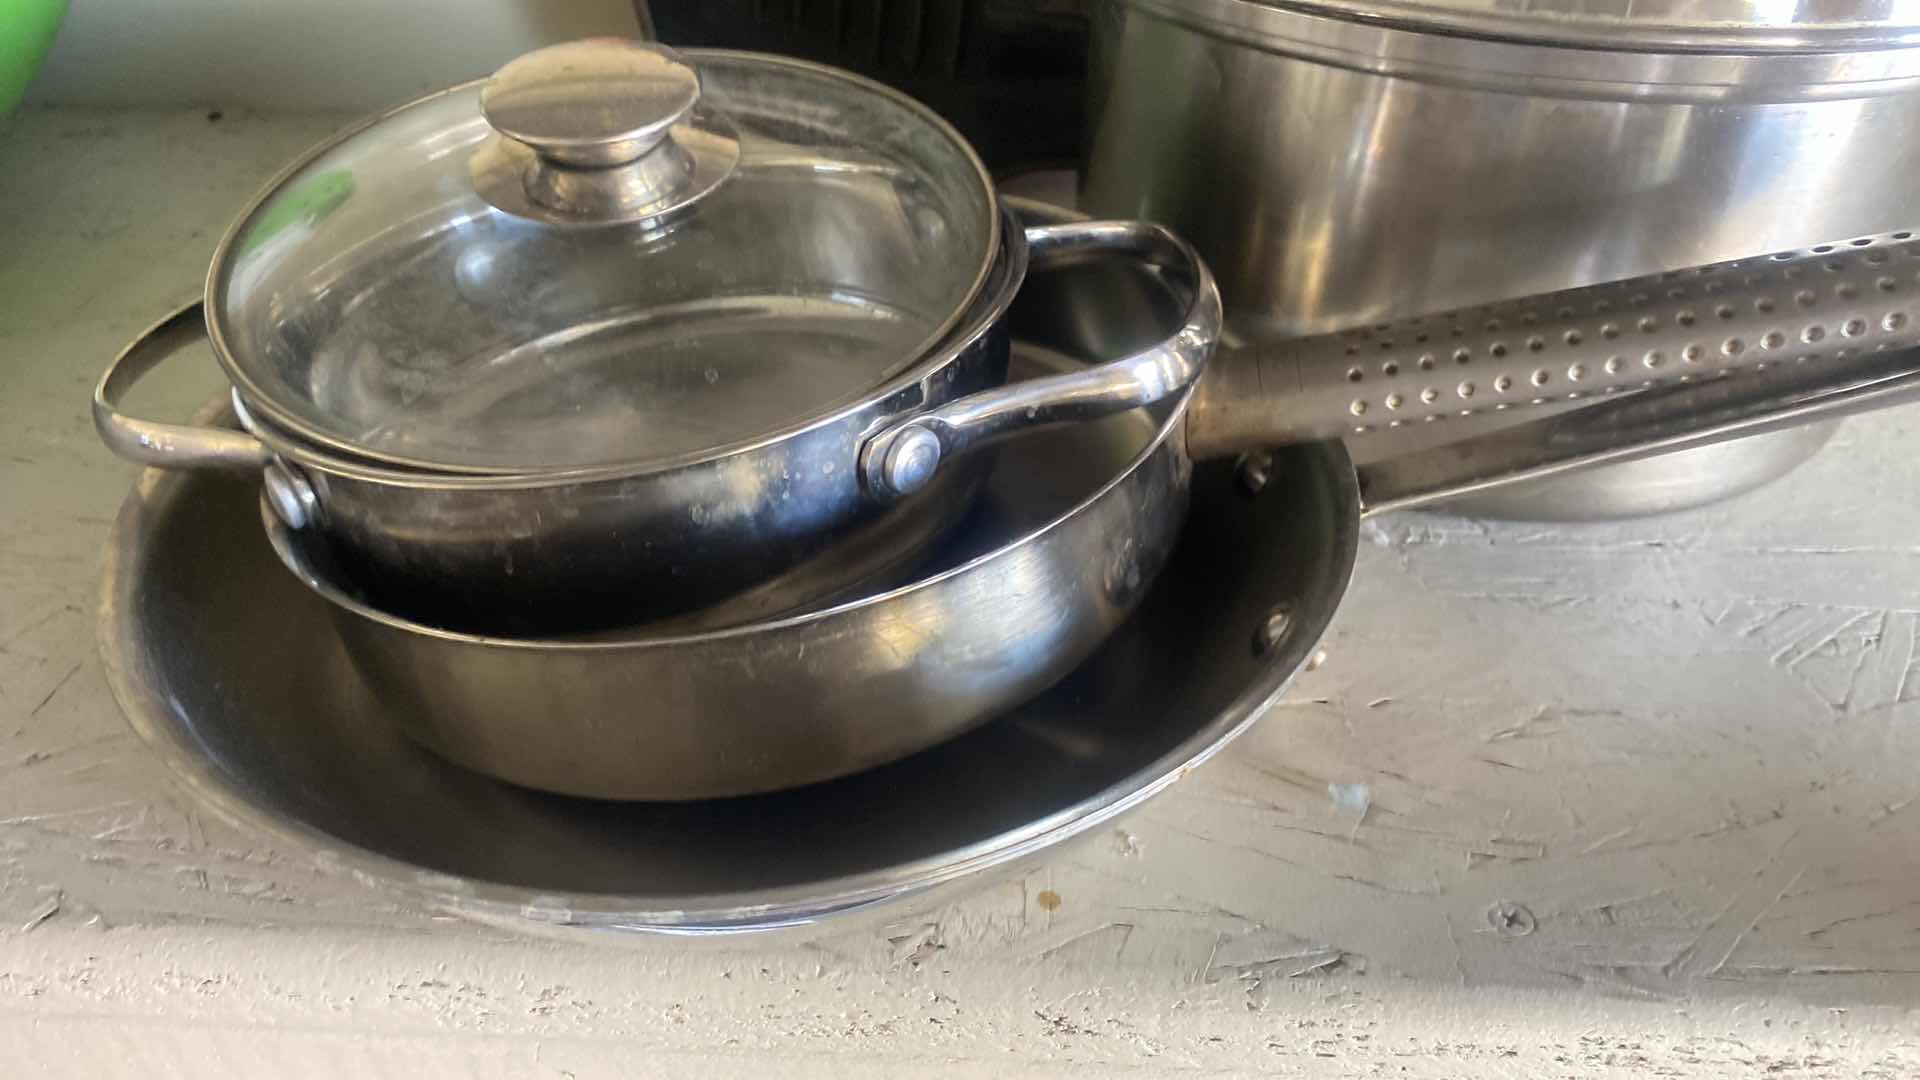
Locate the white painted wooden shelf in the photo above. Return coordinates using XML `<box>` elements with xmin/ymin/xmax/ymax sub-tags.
<box><xmin>3</xmin><ymin>108</ymin><xmax>1918</xmax><ymax>1077</ymax></box>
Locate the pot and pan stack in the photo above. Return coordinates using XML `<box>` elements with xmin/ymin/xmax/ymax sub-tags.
<box><xmin>95</xmin><ymin>36</ymin><xmax>1920</xmax><ymax>804</ymax></box>
<box><xmin>92</xmin><ymin>39</ymin><xmax>1223</xmax><ymax>798</ymax></box>
<box><xmin>99</xmin><ymin>204</ymin><xmax>1920</xmax><ymax>933</ymax></box>
<box><xmin>268</xmin><ymin>217</ymin><xmax>1920</xmax><ymax>799</ymax></box>
<box><xmin>94</xmin><ymin>41</ymin><xmax>1218</xmax><ymax>634</ymax></box>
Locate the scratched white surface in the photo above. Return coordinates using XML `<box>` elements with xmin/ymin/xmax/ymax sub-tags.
<box><xmin>4</xmin><ymin>108</ymin><xmax>1920</xmax><ymax>1077</ymax></box>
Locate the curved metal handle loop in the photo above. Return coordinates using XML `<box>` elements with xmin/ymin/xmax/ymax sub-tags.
<box><xmin>861</xmin><ymin>220</ymin><xmax>1223</xmax><ymax>501</ymax></box>
<box><xmin>92</xmin><ymin>301</ymin><xmax>273</xmax><ymax>471</ymax></box>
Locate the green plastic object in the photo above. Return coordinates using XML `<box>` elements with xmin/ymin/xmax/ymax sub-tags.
<box><xmin>235</xmin><ymin>170</ymin><xmax>357</xmax><ymax>256</ymax></box>
<box><xmin>1</xmin><ymin>0</ymin><xmax>67</xmax><ymax>119</ymax></box>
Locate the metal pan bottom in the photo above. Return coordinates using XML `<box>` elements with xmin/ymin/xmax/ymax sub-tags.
<box><xmin>98</xmin><ymin>399</ymin><xmax>1356</xmax><ymax>939</ymax></box>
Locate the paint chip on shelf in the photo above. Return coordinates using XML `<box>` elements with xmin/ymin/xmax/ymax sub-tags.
<box><xmin>1327</xmin><ymin>783</ymin><xmax>1372</xmax><ymax>816</ymax></box>
<box><xmin>18</xmin><ymin>890</ymin><xmax>60</xmax><ymax>933</ymax></box>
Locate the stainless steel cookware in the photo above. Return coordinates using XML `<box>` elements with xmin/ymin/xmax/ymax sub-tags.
<box><xmin>246</xmin><ymin>201</ymin><xmax>1920</xmax><ymax>803</ymax></box>
<box><xmin>98</xmin><ymin>216</ymin><xmax>1024</xmax><ymax>634</ymax></box>
<box><xmin>1081</xmin><ymin>0</ymin><xmax>1920</xmax><ymax>516</ymax></box>
<box><xmin>100</xmin><ymin>404</ymin><xmax>1353</xmax><ymax>937</ymax></box>
<box><xmin>264</xmin><ymin>337</ymin><xmax>1193</xmax><ymax>800</ymax></box>
<box><xmin>101</xmin><ymin>214</ymin><xmax>1920</xmax><ymax>925</ymax></box>
<box><xmin>91</xmin><ymin>39</ymin><xmax>1219</xmax><ymax>630</ymax></box>
<box><xmin>1184</xmin><ymin>231</ymin><xmax>1920</xmax><ymax>452</ymax></box>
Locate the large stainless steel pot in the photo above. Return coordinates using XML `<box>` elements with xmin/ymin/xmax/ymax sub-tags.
<box><xmin>1081</xmin><ymin>0</ymin><xmax>1920</xmax><ymax>517</ymax></box>
<box><xmin>92</xmin><ymin>39</ymin><xmax>1219</xmax><ymax>632</ymax></box>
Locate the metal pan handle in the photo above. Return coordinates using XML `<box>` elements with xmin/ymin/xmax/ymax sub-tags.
<box><xmin>93</xmin><ymin>301</ymin><xmax>273</xmax><ymax>471</ymax></box>
<box><xmin>1187</xmin><ymin>227</ymin><xmax>1920</xmax><ymax>458</ymax></box>
<box><xmin>1354</xmin><ymin>345</ymin><xmax>1920</xmax><ymax>515</ymax></box>
<box><xmin>860</xmin><ymin>220</ymin><xmax>1222</xmax><ymax>501</ymax></box>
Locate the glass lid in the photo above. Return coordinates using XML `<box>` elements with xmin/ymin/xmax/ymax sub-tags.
<box><xmin>208</xmin><ymin>40</ymin><xmax>999</xmax><ymax>474</ymax></box>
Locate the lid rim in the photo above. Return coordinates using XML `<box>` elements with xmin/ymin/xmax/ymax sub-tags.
<box><xmin>1168</xmin><ymin>0</ymin><xmax>1920</xmax><ymax>53</ymax></box>
<box><xmin>204</xmin><ymin>47</ymin><xmax>1002</xmax><ymax>478</ymax></box>
<box><xmin>231</xmin><ymin>207</ymin><xmax>1026</xmax><ymax>492</ymax></box>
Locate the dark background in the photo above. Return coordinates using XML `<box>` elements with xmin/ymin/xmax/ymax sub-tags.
<box><xmin>641</xmin><ymin>0</ymin><xmax>1091</xmax><ymax>176</ymax></box>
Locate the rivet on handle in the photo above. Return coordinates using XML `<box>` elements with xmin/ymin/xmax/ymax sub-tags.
<box><xmin>262</xmin><ymin>461</ymin><xmax>320</xmax><ymax>530</ymax></box>
<box><xmin>873</xmin><ymin>425</ymin><xmax>944</xmax><ymax>499</ymax></box>
<box><xmin>1253</xmin><ymin>604</ymin><xmax>1294</xmax><ymax>657</ymax></box>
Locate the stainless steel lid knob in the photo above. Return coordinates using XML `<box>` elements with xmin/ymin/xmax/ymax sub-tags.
<box><xmin>472</xmin><ymin>38</ymin><xmax>739</xmax><ymax>225</ymax></box>
<box><xmin>482</xmin><ymin>38</ymin><xmax>699</xmax><ymax>168</ymax></box>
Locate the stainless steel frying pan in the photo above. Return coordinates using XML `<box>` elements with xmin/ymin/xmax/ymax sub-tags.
<box><xmin>99</xmin><ymin>401</ymin><xmax>1355</xmax><ymax>936</ymax></box>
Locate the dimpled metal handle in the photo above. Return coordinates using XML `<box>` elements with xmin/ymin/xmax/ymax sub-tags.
<box><xmin>1355</xmin><ymin>343</ymin><xmax>1920</xmax><ymax>515</ymax></box>
<box><xmin>1186</xmin><ymin>228</ymin><xmax>1920</xmax><ymax>458</ymax></box>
